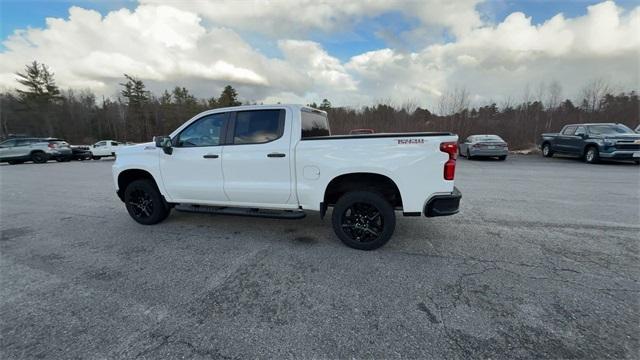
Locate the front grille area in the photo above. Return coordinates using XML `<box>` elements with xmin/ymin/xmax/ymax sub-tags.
<box><xmin>615</xmin><ymin>143</ymin><xmax>640</xmax><ymax>150</ymax></box>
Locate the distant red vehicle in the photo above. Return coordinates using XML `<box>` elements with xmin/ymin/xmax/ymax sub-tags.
<box><xmin>349</xmin><ymin>128</ymin><xmax>375</xmax><ymax>135</ymax></box>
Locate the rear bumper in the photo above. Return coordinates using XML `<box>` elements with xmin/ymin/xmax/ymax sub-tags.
<box><xmin>424</xmin><ymin>187</ymin><xmax>461</xmax><ymax>217</ymax></box>
<box><xmin>469</xmin><ymin>149</ymin><xmax>508</xmax><ymax>156</ymax></box>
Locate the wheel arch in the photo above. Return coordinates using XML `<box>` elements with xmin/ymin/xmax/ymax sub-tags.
<box><xmin>117</xmin><ymin>169</ymin><xmax>162</xmax><ymax>202</ymax></box>
<box><xmin>323</xmin><ymin>172</ymin><xmax>403</xmax><ymax>210</ymax></box>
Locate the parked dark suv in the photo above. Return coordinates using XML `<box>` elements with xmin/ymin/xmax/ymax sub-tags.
<box><xmin>540</xmin><ymin>123</ymin><xmax>640</xmax><ymax>164</ymax></box>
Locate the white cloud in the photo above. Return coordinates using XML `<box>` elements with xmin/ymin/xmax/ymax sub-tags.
<box><xmin>345</xmin><ymin>0</ymin><xmax>640</xmax><ymax>108</ymax></box>
<box><xmin>140</xmin><ymin>0</ymin><xmax>483</xmax><ymax>37</ymax></box>
<box><xmin>0</xmin><ymin>1</ymin><xmax>637</xmax><ymax>108</ymax></box>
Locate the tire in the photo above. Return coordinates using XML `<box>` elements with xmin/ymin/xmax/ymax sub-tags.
<box><xmin>331</xmin><ymin>191</ymin><xmax>396</xmax><ymax>250</ymax></box>
<box><xmin>31</xmin><ymin>152</ymin><xmax>47</xmax><ymax>163</ymax></box>
<box><xmin>92</xmin><ymin>156</ymin><xmax>101</xmax><ymax>160</ymax></box>
<box><xmin>8</xmin><ymin>160</ymin><xmax>23</xmax><ymax>165</ymax></box>
<box><xmin>542</xmin><ymin>143</ymin><xmax>553</xmax><ymax>157</ymax></box>
<box><xmin>498</xmin><ymin>155</ymin><xmax>507</xmax><ymax>161</ymax></box>
<box><xmin>466</xmin><ymin>149</ymin><xmax>473</xmax><ymax>160</ymax></box>
<box><xmin>124</xmin><ymin>179</ymin><xmax>170</xmax><ymax>225</ymax></box>
<box><xmin>584</xmin><ymin>146</ymin><xmax>599</xmax><ymax>164</ymax></box>
<box><xmin>634</xmin><ymin>160</ymin><xmax>640</xmax><ymax>165</ymax></box>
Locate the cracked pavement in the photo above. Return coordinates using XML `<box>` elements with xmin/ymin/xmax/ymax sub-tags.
<box><xmin>1</xmin><ymin>155</ymin><xmax>638</xmax><ymax>359</ymax></box>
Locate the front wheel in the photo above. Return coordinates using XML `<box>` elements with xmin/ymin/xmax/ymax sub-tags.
<box><xmin>124</xmin><ymin>179</ymin><xmax>170</xmax><ymax>225</ymax></box>
<box><xmin>331</xmin><ymin>191</ymin><xmax>396</xmax><ymax>250</ymax></box>
<box><xmin>542</xmin><ymin>143</ymin><xmax>553</xmax><ymax>157</ymax></box>
<box><xmin>585</xmin><ymin>147</ymin><xmax>599</xmax><ymax>164</ymax></box>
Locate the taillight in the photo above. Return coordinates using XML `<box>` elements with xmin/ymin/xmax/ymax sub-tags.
<box><xmin>440</xmin><ymin>141</ymin><xmax>457</xmax><ymax>180</ymax></box>
<box><xmin>48</xmin><ymin>143</ymin><xmax>56</xmax><ymax>149</ymax></box>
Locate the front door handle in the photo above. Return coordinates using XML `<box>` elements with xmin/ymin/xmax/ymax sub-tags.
<box><xmin>267</xmin><ymin>153</ymin><xmax>286</xmax><ymax>158</ymax></box>
<box><xmin>203</xmin><ymin>154</ymin><xmax>219</xmax><ymax>159</ymax></box>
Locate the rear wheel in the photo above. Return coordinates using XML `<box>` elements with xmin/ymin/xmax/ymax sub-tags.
<box><xmin>92</xmin><ymin>156</ymin><xmax>101</xmax><ymax>160</ymax></box>
<box><xmin>585</xmin><ymin>146</ymin><xmax>599</xmax><ymax>164</ymax></box>
<box><xmin>331</xmin><ymin>191</ymin><xmax>396</xmax><ymax>250</ymax></box>
<box><xmin>124</xmin><ymin>179</ymin><xmax>170</xmax><ymax>225</ymax></box>
<box><xmin>8</xmin><ymin>160</ymin><xmax>24</xmax><ymax>165</ymax></box>
<box><xmin>542</xmin><ymin>143</ymin><xmax>553</xmax><ymax>157</ymax></box>
<box><xmin>31</xmin><ymin>152</ymin><xmax>47</xmax><ymax>163</ymax></box>
<box><xmin>498</xmin><ymin>155</ymin><xmax>507</xmax><ymax>161</ymax></box>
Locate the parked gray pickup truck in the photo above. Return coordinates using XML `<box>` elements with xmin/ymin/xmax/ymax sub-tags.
<box><xmin>540</xmin><ymin>123</ymin><xmax>640</xmax><ymax>164</ymax></box>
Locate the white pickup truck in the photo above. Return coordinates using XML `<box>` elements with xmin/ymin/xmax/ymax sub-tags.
<box><xmin>112</xmin><ymin>104</ymin><xmax>461</xmax><ymax>250</ymax></box>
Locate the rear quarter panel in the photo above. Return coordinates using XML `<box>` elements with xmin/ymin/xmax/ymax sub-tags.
<box><xmin>294</xmin><ymin>135</ymin><xmax>458</xmax><ymax>213</ymax></box>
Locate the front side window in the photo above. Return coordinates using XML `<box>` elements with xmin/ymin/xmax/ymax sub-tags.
<box><xmin>177</xmin><ymin>113</ymin><xmax>227</xmax><ymax>147</ymax></box>
<box><xmin>233</xmin><ymin>110</ymin><xmax>283</xmax><ymax>144</ymax></box>
<box><xmin>562</xmin><ymin>126</ymin><xmax>577</xmax><ymax>135</ymax></box>
<box><xmin>575</xmin><ymin>126</ymin><xmax>586</xmax><ymax>136</ymax></box>
<box><xmin>95</xmin><ymin>141</ymin><xmax>106</xmax><ymax>147</ymax></box>
<box><xmin>0</xmin><ymin>140</ymin><xmax>17</xmax><ymax>148</ymax></box>
<box><xmin>301</xmin><ymin>109</ymin><xmax>330</xmax><ymax>138</ymax></box>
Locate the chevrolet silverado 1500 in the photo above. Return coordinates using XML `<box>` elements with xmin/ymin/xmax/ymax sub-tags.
<box><xmin>113</xmin><ymin>104</ymin><xmax>461</xmax><ymax>250</ymax></box>
<box><xmin>540</xmin><ymin>123</ymin><xmax>640</xmax><ymax>164</ymax></box>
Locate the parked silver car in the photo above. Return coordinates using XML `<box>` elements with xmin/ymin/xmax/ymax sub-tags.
<box><xmin>0</xmin><ymin>137</ymin><xmax>72</xmax><ymax>164</ymax></box>
<box><xmin>459</xmin><ymin>134</ymin><xmax>509</xmax><ymax>160</ymax></box>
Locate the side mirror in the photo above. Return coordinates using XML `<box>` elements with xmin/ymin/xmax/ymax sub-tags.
<box><xmin>155</xmin><ymin>136</ymin><xmax>173</xmax><ymax>155</ymax></box>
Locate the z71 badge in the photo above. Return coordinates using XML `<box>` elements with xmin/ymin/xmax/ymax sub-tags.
<box><xmin>397</xmin><ymin>138</ymin><xmax>424</xmax><ymax>144</ymax></box>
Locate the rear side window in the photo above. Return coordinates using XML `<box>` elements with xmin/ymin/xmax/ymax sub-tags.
<box><xmin>562</xmin><ymin>126</ymin><xmax>577</xmax><ymax>135</ymax></box>
<box><xmin>16</xmin><ymin>139</ymin><xmax>33</xmax><ymax>146</ymax></box>
<box><xmin>301</xmin><ymin>109</ymin><xmax>330</xmax><ymax>138</ymax></box>
<box><xmin>233</xmin><ymin>110</ymin><xmax>284</xmax><ymax>144</ymax></box>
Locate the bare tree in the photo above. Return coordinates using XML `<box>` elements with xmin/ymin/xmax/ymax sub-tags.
<box><xmin>437</xmin><ymin>87</ymin><xmax>470</xmax><ymax>116</ymax></box>
<box><xmin>580</xmin><ymin>78</ymin><xmax>611</xmax><ymax>112</ymax></box>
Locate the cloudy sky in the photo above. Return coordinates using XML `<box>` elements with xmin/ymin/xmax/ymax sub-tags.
<box><xmin>0</xmin><ymin>0</ymin><xmax>638</xmax><ymax>109</ymax></box>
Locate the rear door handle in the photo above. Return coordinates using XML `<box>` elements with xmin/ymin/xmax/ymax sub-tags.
<box><xmin>203</xmin><ymin>154</ymin><xmax>219</xmax><ymax>159</ymax></box>
<box><xmin>267</xmin><ymin>153</ymin><xmax>286</xmax><ymax>158</ymax></box>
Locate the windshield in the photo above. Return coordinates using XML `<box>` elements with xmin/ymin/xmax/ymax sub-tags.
<box><xmin>588</xmin><ymin>124</ymin><xmax>634</xmax><ymax>135</ymax></box>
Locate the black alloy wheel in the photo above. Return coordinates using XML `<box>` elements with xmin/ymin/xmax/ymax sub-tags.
<box><xmin>332</xmin><ymin>191</ymin><xmax>395</xmax><ymax>250</ymax></box>
<box><xmin>124</xmin><ymin>179</ymin><xmax>170</xmax><ymax>225</ymax></box>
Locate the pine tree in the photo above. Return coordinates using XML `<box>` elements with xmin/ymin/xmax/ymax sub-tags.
<box><xmin>217</xmin><ymin>85</ymin><xmax>241</xmax><ymax>107</ymax></box>
<box><xmin>319</xmin><ymin>99</ymin><xmax>332</xmax><ymax>110</ymax></box>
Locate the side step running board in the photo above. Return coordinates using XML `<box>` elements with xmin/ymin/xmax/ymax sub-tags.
<box><xmin>175</xmin><ymin>204</ymin><xmax>306</xmax><ymax>219</ymax></box>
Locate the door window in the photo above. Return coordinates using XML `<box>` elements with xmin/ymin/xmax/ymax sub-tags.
<box><xmin>301</xmin><ymin>109</ymin><xmax>330</xmax><ymax>138</ymax></box>
<box><xmin>176</xmin><ymin>113</ymin><xmax>226</xmax><ymax>147</ymax></box>
<box><xmin>16</xmin><ymin>139</ymin><xmax>33</xmax><ymax>146</ymax></box>
<box><xmin>574</xmin><ymin>126</ymin><xmax>586</xmax><ymax>136</ymax></box>
<box><xmin>0</xmin><ymin>140</ymin><xmax>17</xmax><ymax>148</ymax></box>
<box><xmin>232</xmin><ymin>110</ymin><xmax>284</xmax><ymax>144</ymax></box>
<box><xmin>562</xmin><ymin>126</ymin><xmax>577</xmax><ymax>135</ymax></box>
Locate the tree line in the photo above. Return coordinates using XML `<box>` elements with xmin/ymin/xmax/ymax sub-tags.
<box><xmin>1</xmin><ymin>61</ymin><xmax>638</xmax><ymax>149</ymax></box>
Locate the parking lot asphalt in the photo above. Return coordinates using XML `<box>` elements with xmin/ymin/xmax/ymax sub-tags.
<box><xmin>1</xmin><ymin>155</ymin><xmax>638</xmax><ymax>359</ymax></box>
